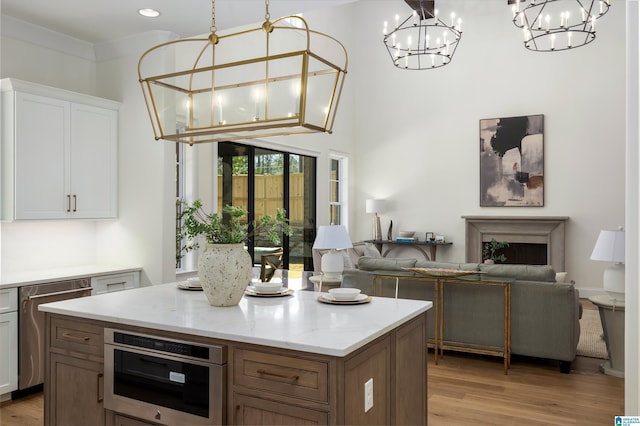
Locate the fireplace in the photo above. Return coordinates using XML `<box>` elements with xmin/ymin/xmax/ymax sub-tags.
<box><xmin>463</xmin><ymin>216</ymin><xmax>569</xmax><ymax>272</ymax></box>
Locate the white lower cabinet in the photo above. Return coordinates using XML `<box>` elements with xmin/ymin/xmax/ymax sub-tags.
<box><xmin>91</xmin><ymin>272</ymin><xmax>140</xmax><ymax>296</ymax></box>
<box><xmin>0</xmin><ymin>288</ymin><xmax>18</xmax><ymax>400</ymax></box>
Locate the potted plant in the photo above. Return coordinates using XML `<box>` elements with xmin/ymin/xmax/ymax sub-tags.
<box><xmin>177</xmin><ymin>199</ymin><xmax>291</xmax><ymax>306</ymax></box>
<box><xmin>482</xmin><ymin>239</ymin><xmax>509</xmax><ymax>264</ymax></box>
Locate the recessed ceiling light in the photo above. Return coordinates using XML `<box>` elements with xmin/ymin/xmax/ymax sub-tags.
<box><xmin>138</xmin><ymin>8</ymin><xmax>161</xmax><ymax>18</ymax></box>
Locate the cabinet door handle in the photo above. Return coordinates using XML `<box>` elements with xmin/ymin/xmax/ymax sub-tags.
<box><xmin>256</xmin><ymin>368</ymin><xmax>300</xmax><ymax>382</ymax></box>
<box><xmin>97</xmin><ymin>373</ymin><xmax>104</xmax><ymax>403</ymax></box>
<box><xmin>67</xmin><ymin>194</ymin><xmax>71</xmax><ymax>212</ymax></box>
<box><xmin>28</xmin><ymin>287</ymin><xmax>93</xmax><ymax>300</ymax></box>
<box><xmin>73</xmin><ymin>194</ymin><xmax>77</xmax><ymax>212</ymax></box>
<box><xmin>62</xmin><ymin>332</ymin><xmax>91</xmax><ymax>342</ymax></box>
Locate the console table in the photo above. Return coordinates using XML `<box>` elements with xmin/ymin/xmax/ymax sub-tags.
<box><xmin>438</xmin><ymin>274</ymin><xmax>513</xmax><ymax>375</ymax></box>
<box><xmin>372</xmin><ymin>272</ymin><xmax>440</xmax><ymax>364</ymax></box>
<box><xmin>371</xmin><ymin>272</ymin><xmax>512</xmax><ymax>374</ymax></box>
<box><xmin>366</xmin><ymin>240</ymin><xmax>452</xmax><ymax>261</ymax></box>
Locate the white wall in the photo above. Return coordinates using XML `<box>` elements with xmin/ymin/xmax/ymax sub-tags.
<box><xmin>348</xmin><ymin>0</ymin><xmax>626</xmax><ymax>297</ymax></box>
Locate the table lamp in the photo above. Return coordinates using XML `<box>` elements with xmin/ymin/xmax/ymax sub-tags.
<box><xmin>590</xmin><ymin>228</ymin><xmax>625</xmax><ymax>301</ymax></box>
<box><xmin>365</xmin><ymin>199</ymin><xmax>386</xmax><ymax>241</ymax></box>
<box><xmin>313</xmin><ymin>225</ymin><xmax>353</xmax><ymax>280</ymax></box>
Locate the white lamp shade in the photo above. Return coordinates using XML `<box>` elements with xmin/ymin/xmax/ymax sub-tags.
<box><xmin>313</xmin><ymin>225</ymin><xmax>353</xmax><ymax>250</ymax></box>
<box><xmin>591</xmin><ymin>230</ymin><xmax>625</xmax><ymax>263</ymax></box>
<box><xmin>365</xmin><ymin>199</ymin><xmax>386</xmax><ymax>214</ymax></box>
<box><xmin>591</xmin><ymin>229</ymin><xmax>626</xmax><ymax>301</ymax></box>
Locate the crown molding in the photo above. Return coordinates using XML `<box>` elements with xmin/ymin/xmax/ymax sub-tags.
<box><xmin>1</xmin><ymin>15</ymin><xmax>179</xmax><ymax>63</ymax></box>
<box><xmin>94</xmin><ymin>31</ymin><xmax>179</xmax><ymax>62</ymax></box>
<box><xmin>1</xmin><ymin>15</ymin><xmax>95</xmax><ymax>61</ymax></box>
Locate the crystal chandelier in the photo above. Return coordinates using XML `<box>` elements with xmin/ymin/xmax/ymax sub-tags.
<box><xmin>509</xmin><ymin>0</ymin><xmax>611</xmax><ymax>52</ymax></box>
<box><xmin>138</xmin><ymin>0</ymin><xmax>348</xmax><ymax>145</ymax></box>
<box><xmin>383</xmin><ymin>0</ymin><xmax>462</xmax><ymax>70</ymax></box>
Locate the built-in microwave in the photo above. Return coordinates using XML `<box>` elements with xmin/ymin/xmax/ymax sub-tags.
<box><xmin>104</xmin><ymin>328</ymin><xmax>227</xmax><ymax>425</ymax></box>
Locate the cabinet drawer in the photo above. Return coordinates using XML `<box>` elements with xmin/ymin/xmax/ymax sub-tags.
<box><xmin>234</xmin><ymin>348</ymin><xmax>329</xmax><ymax>403</ymax></box>
<box><xmin>0</xmin><ymin>288</ymin><xmax>17</xmax><ymax>313</ymax></box>
<box><xmin>233</xmin><ymin>392</ymin><xmax>328</xmax><ymax>425</ymax></box>
<box><xmin>91</xmin><ymin>272</ymin><xmax>139</xmax><ymax>295</ymax></box>
<box><xmin>50</xmin><ymin>316</ymin><xmax>103</xmax><ymax>356</ymax></box>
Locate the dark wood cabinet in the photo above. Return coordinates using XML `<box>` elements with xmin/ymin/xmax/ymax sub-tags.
<box><xmin>45</xmin><ymin>316</ymin><xmax>105</xmax><ymax>426</ymax></box>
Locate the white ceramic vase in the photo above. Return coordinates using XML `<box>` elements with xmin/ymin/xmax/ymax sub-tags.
<box><xmin>198</xmin><ymin>243</ymin><xmax>252</xmax><ymax>307</ymax></box>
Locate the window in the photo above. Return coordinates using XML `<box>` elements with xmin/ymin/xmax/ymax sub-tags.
<box><xmin>329</xmin><ymin>155</ymin><xmax>348</xmax><ymax>226</ymax></box>
<box><xmin>176</xmin><ymin>143</ymin><xmax>186</xmax><ymax>270</ymax></box>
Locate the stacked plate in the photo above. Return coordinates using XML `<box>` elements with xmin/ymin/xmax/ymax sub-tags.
<box><xmin>177</xmin><ymin>277</ymin><xmax>203</xmax><ymax>291</ymax></box>
<box><xmin>317</xmin><ymin>288</ymin><xmax>371</xmax><ymax>305</ymax></box>
<box><xmin>245</xmin><ymin>279</ymin><xmax>293</xmax><ymax>297</ymax></box>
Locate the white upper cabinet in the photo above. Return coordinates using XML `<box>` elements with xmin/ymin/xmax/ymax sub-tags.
<box><xmin>1</xmin><ymin>79</ymin><xmax>120</xmax><ymax>220</ymax></box>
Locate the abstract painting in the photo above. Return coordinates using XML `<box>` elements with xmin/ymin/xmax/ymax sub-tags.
<box><xmin>479</xmin><ymin>114</ymin><xmax>544</xmax><ymax>207</ymax></box>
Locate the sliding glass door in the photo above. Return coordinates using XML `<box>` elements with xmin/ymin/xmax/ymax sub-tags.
<box><xmin>217</xmin><ymin>142</ymin><xmax>316</xmax><ymax>272</ymax></box>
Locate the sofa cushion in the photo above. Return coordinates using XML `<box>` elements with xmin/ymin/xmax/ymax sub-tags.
<box><xmin>358</xmin><ymin>256</ymin><xmax>417</xmax><ymax>271</ymax></box>
<box><xmin>414</xmin><ymin>260</ymin><xmax>480</xmax><ymax>271</ymax></box>
<box><xmin>478</xmin><ymin>264</ymin><xmax>557</xmax><ymax>282</ymax></box>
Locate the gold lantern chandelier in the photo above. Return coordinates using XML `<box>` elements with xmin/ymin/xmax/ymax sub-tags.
<box><xmin>509</xmin><ymin>0</ymin><xmax>611</xmax><ymax>52</ymax></box>
<box><xmin>138</xmin><ymin>0</ymin><xmax>348</xmax><ymax>145</ymax></box>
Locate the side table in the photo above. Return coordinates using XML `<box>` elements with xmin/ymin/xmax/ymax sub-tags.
<box><xmin>309</xmin><ymin>275</ymin><xmax>342</xmax><ymax>292</ymax></box>
<box><xmin>588</xmin><ymin>295</ymin><xmax>625</xmax><ymax>378</ymax></box>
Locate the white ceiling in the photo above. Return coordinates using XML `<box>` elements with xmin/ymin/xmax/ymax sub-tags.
<box><xmin>1</xmin><ymin>0</ymin><xmax>358</xmax><ymax>44</ymax></box>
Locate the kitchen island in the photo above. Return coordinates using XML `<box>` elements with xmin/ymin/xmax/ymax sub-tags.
<box><xmin>40</xmin><ymin>283</ymin><xmax>431</xmax><ymax>425</ymax></box>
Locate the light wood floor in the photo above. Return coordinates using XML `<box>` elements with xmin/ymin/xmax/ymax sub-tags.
<box><xmin>0</xmin><ymin>302</ymin><xmax>624</xmax><ymax>425</ymax></box>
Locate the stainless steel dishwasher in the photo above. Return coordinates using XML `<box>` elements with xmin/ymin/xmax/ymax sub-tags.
<box><xmin>18</xmin><ymin>278</ymin><xmax>92</xmax><ymax>390</ymax></box>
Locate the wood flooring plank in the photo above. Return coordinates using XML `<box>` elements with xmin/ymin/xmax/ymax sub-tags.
<box><xmin>428</xmin><ymin>351</ymin><xmax>624</xmax><ymax>426</ymax></box>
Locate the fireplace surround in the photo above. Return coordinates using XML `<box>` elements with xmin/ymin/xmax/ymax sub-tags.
<box><xmin>463</xmin><ymin>216</ymin><xmax>569</xmax><ymax>272</ymax></box>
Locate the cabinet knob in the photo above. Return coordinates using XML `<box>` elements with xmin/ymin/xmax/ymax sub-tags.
<box><xmin>155</xmin><ymin>410</ymin><xmax>161</xmax><ymax>420</ymax></box>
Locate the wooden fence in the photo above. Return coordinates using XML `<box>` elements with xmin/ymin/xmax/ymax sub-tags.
<box><xmin>217</xmin><ymin>174</ymin><xmax>307</xmax><ymax>224</ymax></box>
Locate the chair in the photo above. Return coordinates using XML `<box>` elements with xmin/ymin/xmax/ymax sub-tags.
<box><xmin>260</xmin><ymin>249</ymin><xmax>284</xmax><ymax>282</ymax></box>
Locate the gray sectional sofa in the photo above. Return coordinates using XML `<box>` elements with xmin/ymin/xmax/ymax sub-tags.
<box><xmin>314</xmin><ymin>246</ymin><xmax>581</xmax><ymax>373</ymax></box>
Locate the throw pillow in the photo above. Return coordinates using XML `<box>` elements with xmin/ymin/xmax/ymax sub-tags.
<box><xmin>364</xmin><ymin>242</ymin><xmax>382</xmax><ymax>258</ymax></box>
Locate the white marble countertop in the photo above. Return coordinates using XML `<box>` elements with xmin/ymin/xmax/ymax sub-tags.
<box><xmin>0</xmin><ymin>265</ymin><xmax>142</xmax><ymax>289</ymax></box>
<box><xmin>39</xmin><ymin>283</ymin><xmax>432</xmax><ymax>357</ymax></box>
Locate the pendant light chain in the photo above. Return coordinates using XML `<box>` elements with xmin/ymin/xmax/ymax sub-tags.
<box><xmin>210</xmin><ymin>0</ymin><xmax>217</xmax><ymax>34</ymax></box>
<box><xmin>264</xmin><ymin>0</ymin><xmax>270</xmax><ymax>22</ymax></box>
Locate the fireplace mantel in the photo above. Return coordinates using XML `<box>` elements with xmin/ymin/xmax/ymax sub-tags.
<box><xmin>463</xmin><ymin>216</ymin><xmax>569</xmax><ymax>272</ymax></box>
